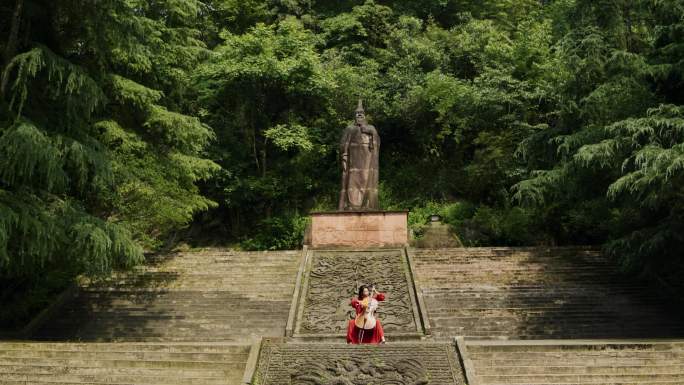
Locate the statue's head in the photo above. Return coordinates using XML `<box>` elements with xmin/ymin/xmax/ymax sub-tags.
<box><xmin>355</xmin><ymin>99</ymin><xmax>366</xmax><ymax>124</ymax></box>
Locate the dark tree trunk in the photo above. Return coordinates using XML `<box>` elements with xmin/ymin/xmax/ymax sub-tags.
<box><xmin>2</xmin><ymin>0</ymin><xmax>24</xmax><ymax>95</ymax></box>
<box><xmin>4</xmin><ymin>0</ymin><xmax>24</xmax><ymax>66</ymax></box>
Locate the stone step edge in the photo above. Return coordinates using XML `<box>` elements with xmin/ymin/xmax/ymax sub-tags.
<box><xmin>0</xmin><ymin>358</ymin><xmax>241</xmax><ymax>366</ymax></box>
<box><xmin>0</xmin><ymin>364</ymin><xmax>247</xmax><ymax>368</ymax></box>
<box><xmin>0</xmin><ymin>380</ymin><xmax>228</xmax><ymax>385</ymax></box>
<box><xmin>471</xmin><ymin>364</ymin><xmax>684</xmax><ymax>369</ymax></box>
<box><xmin>2</xmin><ymin>378</ymin><xmax>223</xmax><ymax>385</ymax></box>
<box><xmin>480</xmin><ymin>380</ymin><xmax>684</xmax><ymax>385</ymax></box>
<box><xmin>0</xmin><ymin>341</ymin><xmax>254</xmax><ymax>347</ymax></box>
<box><xmin>477</xmin><ymin>373</ymin><xmax>684</xmax><ymax>378</ymax></box>
<box><xmin>465</xmin><ymin>338</ymin><xmax>684</xmax><ymax>346</ymax></box>
<box><xmin>0</xmin><ymin>350</ymin><xmax>249</xmax><ymax>358</ymax></box>
<box><xmin>0</xmin><ymin>372</ymin><xmax>229</xmax><ymax>379</ymax></box>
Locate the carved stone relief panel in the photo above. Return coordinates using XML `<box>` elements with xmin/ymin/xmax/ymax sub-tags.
<box><xmin>299</xmin><ymin>250</ymin><xmax>416</xmax><ymax>334</ymax></box>
<box><xmin>253</xmin><ymin>341</ymin><xmax>465</xmax><ymax>385</ymax></box>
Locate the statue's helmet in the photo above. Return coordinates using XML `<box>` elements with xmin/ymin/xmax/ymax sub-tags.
<box><xmin>355</xmin><ymin>99</ymin><xmax>365</xmax><ymax>114</ymax></box>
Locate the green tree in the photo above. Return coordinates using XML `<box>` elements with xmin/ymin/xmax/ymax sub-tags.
<box><xmin>0</xmin><ymin>0</ymin><xmax>218</xmax><ymax>326</ymax></box>
<box><xmin>195</xmin><ymin>17</ymin><xmax>336</xmax><ymax>240</ymax></box>
<box><xmin>513</xmin><ymin>0</ymin><xmax>684</xmax><ymax>295</ymax></box>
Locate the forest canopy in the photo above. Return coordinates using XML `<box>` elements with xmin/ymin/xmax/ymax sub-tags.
<box><xmin>1</xmin><ymin>0</ymin><xmax>683</xmax><ymax>326</ymax></box>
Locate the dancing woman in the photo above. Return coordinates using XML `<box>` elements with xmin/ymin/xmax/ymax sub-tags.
<box><xmin>346</xmin><ymin>284</ymin><xmax>386</xmax><ymax>344</ymax></box>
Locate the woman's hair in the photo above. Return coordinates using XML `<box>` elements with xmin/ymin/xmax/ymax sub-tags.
<box><xmin>357</xmin><ymin>285</ymin><xmax>369</xmax><ymax>299</ymax></box>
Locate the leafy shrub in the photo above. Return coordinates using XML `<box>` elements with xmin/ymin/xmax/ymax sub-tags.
<box><xmin>404</xmin><ymin>200</ymin><xmax>476</xmax><ymax>239</ymax></box>
<box><xmin>458</xmin><ymin>205</ymin><xmax>546</xmax><ymax>246</ymax></box>
<box><xmin>240</xmin><ymin>213</ymin><xmax>310</xmax><ymax>250</ymax></box>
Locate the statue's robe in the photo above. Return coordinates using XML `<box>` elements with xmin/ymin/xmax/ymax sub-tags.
<box><xmin>338</xmin><ymin>122</ymin><xmax>380</xmax><ymax>211</ymax></box>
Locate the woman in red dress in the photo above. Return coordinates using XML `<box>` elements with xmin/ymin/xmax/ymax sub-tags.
<box><xmin>346</xmin><ymin>284</ymin><xmax>386</xmax><ymax>344</ymax></box>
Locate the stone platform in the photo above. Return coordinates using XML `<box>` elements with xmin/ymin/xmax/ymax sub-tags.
<box><xmin>308</xmin><ymin>211</ymin><xmax>408</xmax><ymax>248</ymax></box>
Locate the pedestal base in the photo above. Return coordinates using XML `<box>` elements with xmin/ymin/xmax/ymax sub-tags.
<box><xmin>307</xmin><ymin>210</ymin><xmax>408</xmax><ymax>248</ymax></box>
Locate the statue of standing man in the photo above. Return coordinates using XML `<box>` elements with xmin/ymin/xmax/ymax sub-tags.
<box><xmin>339</xmin><ymin>100</ymin><xmax>380</xmax><ymax>211</ymax></box>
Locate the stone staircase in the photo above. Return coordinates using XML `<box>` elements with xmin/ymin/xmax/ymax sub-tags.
<box><xmin>0</xmin><ymin>342</ymin><xmax>249</xmax><ymax>385</ymax></box>
<box><xmin>33</xmin><ymin>249</ymin><xmax>302</xmax><ymax>342</ymax></box>
<box><xmin>411</xmin><ymin>247</ymin><xmax>684</xmax><ymax>340</ymax></box>
<box><xmin>4</xmin><ymin>246</ymin><xmax>684</xmax><ymax>385</ymax></box>
<box><xmin>12</xmin><ymin>249</ymin><xmax>301</xmax><ymax>385</ymax></box>
<box><xmin>466</xmin><ymin>340</ymin><xmax>684</xmax><ymax>385</ymax></box>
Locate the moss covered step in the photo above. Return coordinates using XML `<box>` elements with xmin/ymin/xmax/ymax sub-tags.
<box><xmin>466</xmin><ymin>340</ymin><xmax>684</xmax><ymax>385</ymax></box>
<box><xmin>32</xmin><ymin>249</ymin><xmax>302</xmax><ymax>342</ymax></box>
<box><xmin>411</xmin><ymin>247</ymin><xmax>684</xmax><ymax>339</ymax></box>
<box><xmin>0</xmin><ymin>342</ymin><xmax>250</xmax><ymax>385</ymax></box>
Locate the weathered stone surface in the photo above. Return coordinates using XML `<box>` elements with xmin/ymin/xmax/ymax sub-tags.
<box><xmin>413</xmin><ymin>221</ymin><xmax>463</xmax><ymax>248</ymax></box>
<box><xmin>21</xmin><ymin>249</ymin><xmax>302</xmax><ymax>384</ymax></box>
<box><xmin>7</xmin><ymin>246</ymin><xmax>684</xmax><ymax>385</ymax></box>
<box><xmin>310</xmin><ymin>211</ymin><xmax>408</xmax><ymax>248</ymax></box>
<box><xmin>295</xmin><ymin>249</ymin><xmax>421</xmax><ymax>336</ymax></box>
<box><xmin>0</xmin><ymin>341</ymin><xmax>249</xmax><ymax>385</ymax></box>
<box><xmin>32</xmin><ymin>250</ymin><xmax>302</xmax><ymax>342</ymax></box>
<box><xmin>253</xmin><ymin>340</ymin><xmax>466</xmax><ymax>385</ymax></box>
<box><xmin>411</xmin><ymin>247</ymin><xmax>684</xmax><ymax>339</ymax></box>
<box><xmin>467</xmin><ymin>340</ymin><xmax>684</xmax><ymax>385</ymax></box>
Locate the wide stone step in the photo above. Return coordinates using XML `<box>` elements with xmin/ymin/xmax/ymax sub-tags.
<box><xmin>470</xmin><ymin>350</ymin><xmax>684</xmax><ymax>359</ymax></box>
<box><xmin>32</xmin><ymin>249</ymin><xmax>302</xmax><ymax>341</ymax></box>
<box><xmin>467</xmin><ymin>341</ymin><xmax>684</xmax><ymax>385</ymax></box>
<box><xmin>36</xmin><ymin>324</ymin><xmax>286</xmax><ymax>334</ymax></box>
<box><xmin>0</xmin><ymin>377</ymin><xmax>236</xmax><ymax>385</ymax></box>
<box><xmin>415</xmin><ymin>268</ymin><xmax>612</xmax><ymax>274</ymax></box>
<box><xmin>103</xmin><ymin>270</ymin><xmax>299</xmax><ymax>277</ymax></box>
<box><xmin>0</xmin><ymin>358</ymin><xmax>236</xmax><ymax>370</ymax></box>
<box><xmin>0</xmin><ymin>342</ymin><xmax>250</xmax><ymax>385</ymax></box>
<box><xmin>424</xmin><ymin>296</ymin><xmax>664</xmax><ymax>303</ymax></box>
<box><xmin>0</xmin><ymin>342</ymin><xmax>250</xmax><ymax>351</ymax></box>
<box><xmin>0</xmin><ymin>365</ymin><xmax>238</xmax><ymax>377</ymax></box>
<box><xmin>79</xmin><ymin>284</ymin><xmax>297</xmax><ymax>292</ymax></box>
<box><xmin>434</xmin><ymin>325</ymin><xmax>684</xmax><ymax>336</ymax></box>
<box><xmin>467</xmin><ymin>342</ymin><xmax>684</xmax><ymax>353</ymax></box>
<box><xmin>35</xmin><ymin>329</ymin><xmax>285</xmax><ymax>342</ymax></box>
<box><xmin>427</xmin><ymin>308</ymin><xmax>673</xmax><ymax>315</ymax></box>
<box><xmin>49</xmin><ymin>312</ymin><xmax>290</xmax><ymax>320</ymax></box>
<box><xmin>0</xmin><ymin>373</ymin><xmax>228</xmax><ymax>385</ymax></box>
<box><xmin>472</xmin><ymin>358</ymin><xmax>684</xmax><ymax>367</ymax></box>
<box><xmin>71</xmin><ymin>293</ymin><xmax>294</xmax><ymax>301</ymax></box>
<box><xmin>473</xmin><ymin>364</ymin><xmax>684</xmax><ymax>375</ymax></box>
<box><xmin>477</xmin><ymin>373</ymin><xmax>684</xmax><ymax>384</ymax></box>
<box><xmin>429</xmin><ymin>313</ymin><xmax>680</xmax><ymax>321</ymax></box>
<box><xmin>57</xmin><ymin>300</ymin><xmax>292</xmax><ymax>310</ymax></box>
<box><xmin>0</xmin><ymin>349</ymin><xmax>248</xmax><ymax>362</ymax></box>
<box><xmin>413</xmin><ymin>247</ymin><xmax>683</xmax><ymax>339</ymax></box>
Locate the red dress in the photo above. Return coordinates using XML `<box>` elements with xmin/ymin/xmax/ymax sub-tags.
<box><xmin>346</xmin><ymin>293</ymin><xmax>385</xmax><ymax>344</ymax></box>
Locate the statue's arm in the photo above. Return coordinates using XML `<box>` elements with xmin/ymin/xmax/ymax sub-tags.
<box><xmin>340</xmin><ymin>127</ymin><xmax>352</xmax><ymax>169</ymax></box>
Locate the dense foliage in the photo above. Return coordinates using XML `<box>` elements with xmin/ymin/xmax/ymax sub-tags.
<box><xmin>0</xmin><ymin>0</ymin><xmax>218</xmax><ymax>327</ymax></box>
<box><xmin>1</xmin><ymin>0</ymin><xmax>682</xmax><ymax>326</ymax></box>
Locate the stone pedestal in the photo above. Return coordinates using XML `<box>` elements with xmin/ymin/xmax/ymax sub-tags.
<box><xmin>307</xmin><ymin>211</ymin><xmax>408</xmax><ymax>248</ymax></box>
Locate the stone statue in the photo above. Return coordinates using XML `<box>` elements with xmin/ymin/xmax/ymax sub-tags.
<box><xmin>338</xmin><ymin>100</ymin><xmax>380</xmax><ymax>211</ymax></box>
